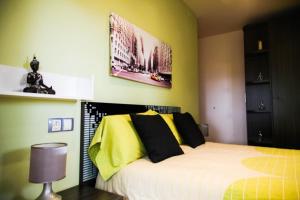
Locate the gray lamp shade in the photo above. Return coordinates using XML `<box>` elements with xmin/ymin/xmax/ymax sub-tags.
<box><xmin>199</xmin><ymin>123</ymin><xmax>209</xmax><ymax>137</ymax></box>
<box><xmin>29</xmin><ymin>143</ymin><xmax>67</xmax><ymax>183</ymax></box>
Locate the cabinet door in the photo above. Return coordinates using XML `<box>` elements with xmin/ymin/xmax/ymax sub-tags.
<box><xmin>247</xmin><ymin>113</ymin><xmax>272</xmax><ymax>146</ymax></box>
<box><xmin>245</xmin><ymin>54</ymin><xmax>270</xmax><ymax>82</ymax></box>
<box><xmin>246</xmin><ymin>84</ymin><xmax>272</xmax><ymax>112</ymax></box>
<box><xmin>270</xmin><ymin>13</ymin><xmax>300</xmax><ymax>149</ymax></box>
<box><xmin>244</xmin><ymin>23</ymin><xmax>269</xmax><ymax>53</ymax></box>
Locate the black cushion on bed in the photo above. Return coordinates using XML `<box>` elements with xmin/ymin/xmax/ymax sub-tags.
<box><xmin>130</xmin><ymin>114</ymin><xmax>183</xmax><ymax>163</ymax></box>
<box><xmin>173</xmin><ymin>112</ymin><xmax>205</xmax><ymax>148</ymax></box>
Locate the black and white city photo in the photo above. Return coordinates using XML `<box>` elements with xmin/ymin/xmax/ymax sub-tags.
<box><xmin>110</xmin><ymin>13</ymin><xmax>172</xmax><ymax>88</ymax></box>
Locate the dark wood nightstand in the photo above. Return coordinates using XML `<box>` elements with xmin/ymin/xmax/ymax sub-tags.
<box><xmin>58</xmin><ymin>185</ymin><xmax>124</xmax><ymax>200</ymax></box>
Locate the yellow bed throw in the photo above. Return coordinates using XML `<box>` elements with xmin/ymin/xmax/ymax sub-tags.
<box><xmin>88</xmin><ymin>110</ymin><xmax>183</xmax><ymax>181</ymax></box>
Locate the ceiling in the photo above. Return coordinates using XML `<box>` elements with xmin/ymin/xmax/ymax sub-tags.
<box><xmin>182</xmin><ymin>0</ymin><xmax>300</xmax><ymax>38</ymax></box>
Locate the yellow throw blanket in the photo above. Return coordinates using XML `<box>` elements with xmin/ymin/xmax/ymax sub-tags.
<box><xmin>88</xmin><ymin>110</ymin><xmax>183</xmax><ymax>181</ymax></box>
<box><xmin>89</xmin><ymin>114</ymin><xmax>146</xmax><ymax>181</ymax></box>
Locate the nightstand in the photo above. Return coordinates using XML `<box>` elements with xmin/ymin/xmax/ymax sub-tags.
<box><xmin>58</xmin><ymin>184</ymin><xmax>124</xmax><ymax>200</ymax></box>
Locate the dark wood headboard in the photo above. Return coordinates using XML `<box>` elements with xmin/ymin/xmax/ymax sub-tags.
<box><xmin>80</xmin><ymin>102</ymin><xmax>180</xmax><ymax>185</ymax></box>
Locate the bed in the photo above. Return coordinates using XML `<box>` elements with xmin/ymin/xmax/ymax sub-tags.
<box><xmin>95</xmin><ymin>142</ymin><xmax>300</xmax><ymax>200</ymax></box>
<box><xmin>81</xmin><ymin>102</ymin><xmax>300</xmax><ymax>200</ymax></box>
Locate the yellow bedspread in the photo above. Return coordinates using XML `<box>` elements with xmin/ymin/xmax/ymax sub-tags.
<box><xmin>95</xmin><ymin>142</ymin><xmax>300</xmax><ymax>200</ymax></box>
<box><xmin>224</xmin><ymin>146</ymin><xmax>300</xmax><ymax>200</ymax></box>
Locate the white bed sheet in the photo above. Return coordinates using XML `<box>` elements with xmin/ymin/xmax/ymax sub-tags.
<box><xmin>95</xmin><ymin>142</ymin><xmax>267</xmax><ymax>200</ymax></box>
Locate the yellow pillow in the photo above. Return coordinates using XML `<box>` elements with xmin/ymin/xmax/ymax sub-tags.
<box><xmin>160</xmin><ymin>114</ymin><xmax>183</xmax><ymax>145</ymax></box>
<box><xmin>139</xmin><ymin>109</ymin><xmax>159</xmax><ymax>115</ymax></box>
<box><xmin>141</xmin><ymin>110</ymin><xmax>183</xmax><ymax>144</ymax></box>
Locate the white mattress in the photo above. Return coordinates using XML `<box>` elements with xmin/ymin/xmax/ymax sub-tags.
<box><xmin>95</xmin><ymin>142</ymin><xmax>267</xmax><ymax>200</ymax></box>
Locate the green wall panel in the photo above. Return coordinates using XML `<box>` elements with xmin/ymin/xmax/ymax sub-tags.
<box><xmin>0</xmin><ymin>0</ymin><xmax>198</xmax><ymax>199</ymax></box>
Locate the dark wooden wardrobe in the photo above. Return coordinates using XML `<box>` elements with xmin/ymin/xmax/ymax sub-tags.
<box><xmin>244</xmin><ymin>10</ymin><xmax>300</xmax><ymax>149</ymax></box>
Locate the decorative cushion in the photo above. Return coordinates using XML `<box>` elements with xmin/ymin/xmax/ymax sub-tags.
<box><xmin>130</xmin><ymin>114</ymin><xmax>184</xmax><ymax>163</ymax></box>
<box><xmin>173</xmin><ymin>112</ymin><xmax>205</xmax><ymax>148</ymax></box>
<box><xmin>141</xmin><ymin>110</ymin><xmax>183</xmax><ymax>144</ymax></box>
<box><xmin>160</xmin><ymin>114</ymin><xmax>183</xmax><ymax>144</ymax></box>
<box><xmin>140</xmin><ymin>109</ymin><xmax>159</xmax><ymax>115</ymax></box>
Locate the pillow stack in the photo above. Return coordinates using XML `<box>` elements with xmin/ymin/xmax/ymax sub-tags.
<box><xmin>89</xmin><ymin>109</ymin><xmax>206</xmax><ymax>180</ymax></box>
<box><xmin>130</xmin><ymin>110</ymin><xmax>205</xmax><ymax>163</ymax></box>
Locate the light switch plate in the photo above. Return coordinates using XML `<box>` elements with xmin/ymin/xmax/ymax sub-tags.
<box><xmin>48</xmin><ymin>118</ymin><xmax>62</xmax><ymax>132</ymax></box>
<box><xmin>62</xmin><ymin>118</ymin><xmax>74</xmax><ymax>131</ymax></box>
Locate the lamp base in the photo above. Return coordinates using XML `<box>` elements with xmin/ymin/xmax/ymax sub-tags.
<box><xmin>36</xmin><ymin>182</ymin><xmax>61</xmax><ymax>200</ymax></box>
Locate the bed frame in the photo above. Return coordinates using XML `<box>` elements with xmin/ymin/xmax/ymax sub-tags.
<box><xmin>80</xmin><ymin>102</ymin><xmax>180</xmax><ymax>185</ymax></box>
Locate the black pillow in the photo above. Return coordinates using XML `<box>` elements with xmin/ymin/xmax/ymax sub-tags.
<box><xmin>130</xmin><ymin>114</ymin><xmax>183</xmax><ymax>163</ymax></box>
<box><xmin>173</xmin><ymin>112</ymin><xmax>205</xmax><ymax>148</ymax></box>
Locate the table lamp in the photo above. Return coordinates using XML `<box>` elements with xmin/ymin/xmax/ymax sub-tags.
<box><xmin>199</xmin><ymin>123</ymin><xmax>209</xmax><ymax>137</ymax></box>
<box><xmin>29</xmin><ymin>143</ymin><xmax>67</xmax><ymax>200</ymax></box>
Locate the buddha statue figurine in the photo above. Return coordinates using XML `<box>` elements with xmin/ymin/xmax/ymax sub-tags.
<box><xmin>23</xmin><ymin>56</ymin><xmax>55</xmax><ymax>94</ymax></box>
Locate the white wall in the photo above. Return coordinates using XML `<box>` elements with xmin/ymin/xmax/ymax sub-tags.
<box><xmin>199</xmin><ymin>30</ymin><xmax>247</xmax><ymax>144</ymax></box>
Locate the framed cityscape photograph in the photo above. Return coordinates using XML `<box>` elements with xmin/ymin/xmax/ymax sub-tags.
<box><xmin>109</xmin><ymin>13</ymin><xmax>172</xmax><ymax>88</ymax></box>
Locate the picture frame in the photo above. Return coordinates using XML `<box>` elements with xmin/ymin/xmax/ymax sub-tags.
<box><xmin>109</xmin><ymin>13</ymin><xmax>172</xmax><ymax>88</ymax></box>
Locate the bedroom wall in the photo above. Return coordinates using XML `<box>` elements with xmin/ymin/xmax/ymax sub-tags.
<box><xmin>198</xmin><ymin>30</ymin><xmax>247</xmax><ymax>144</ymax></box>
<box><xmin>0</xmin><ymin>0</ymin><xmax>198</xmax><ymax>199</ymax></box>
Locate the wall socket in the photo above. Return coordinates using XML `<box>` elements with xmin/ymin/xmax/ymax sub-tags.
<box><xmin>48</xmin><ymin>118</ymin><xmax>74</xmax><ymax>133</ymax></box>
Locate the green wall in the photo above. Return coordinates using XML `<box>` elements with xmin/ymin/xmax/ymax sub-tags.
<box><xmin>0</xmin><ymin>0</ymin><xmax>199</xmax><ymax>199</ymax></box>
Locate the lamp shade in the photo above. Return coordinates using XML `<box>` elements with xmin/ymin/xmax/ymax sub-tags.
<box><xmin>199</xmin><ymin>123</ymin><xmax>209</xmax><ymax>137</ymax></box>
<box><xmin>29</xmin><ymin>143</ymin><xmax>67</xmax><ymax>183</ymax></box>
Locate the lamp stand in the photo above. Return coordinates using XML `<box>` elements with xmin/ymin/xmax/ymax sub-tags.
<box><xmin>36</xmin><ymin>182</ymin><xmax>61</xmax><ymax>200</ymax></box>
